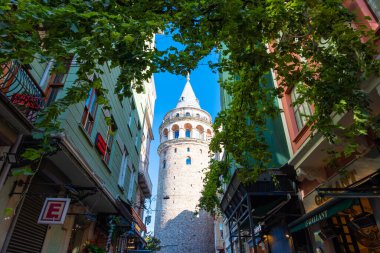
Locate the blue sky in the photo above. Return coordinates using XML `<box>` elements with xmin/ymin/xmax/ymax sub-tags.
<box><xmin>146</xmin><ymin>34</ymin><xmax>220</xmax><ymax>233</ymax></box>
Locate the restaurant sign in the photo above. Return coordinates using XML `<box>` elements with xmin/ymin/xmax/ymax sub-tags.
<box><xmin>305</xmin><ymin>210</ymin><xmax>327</xmax><ymax>227</ymax></box>
<box><xmin>290</xmin><ymin>199</ymin><xmax>354</xmax><ymax>233</ymax></box>
<box><xmin>303</xmin><ymin>154</ymin><xmax>380</xmax><ymax>214</ymax></box>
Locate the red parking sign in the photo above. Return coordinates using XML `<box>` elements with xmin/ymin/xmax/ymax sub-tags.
<box><xmin>38</xmin><ymin>198</ymin><xmax>71</xmax><ymax>224</ymax></box>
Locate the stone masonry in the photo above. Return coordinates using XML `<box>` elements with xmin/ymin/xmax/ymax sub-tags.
<box><xmin>154</xmin><ymin>74</ymin><xmax>215</xmax><ymax>253</ymax></box>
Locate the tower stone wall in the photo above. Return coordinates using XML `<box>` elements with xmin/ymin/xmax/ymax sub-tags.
<box><xmin>154</xmin><ymin>75</ymin><xmax>215</xmax><ymax>253</ymax></box>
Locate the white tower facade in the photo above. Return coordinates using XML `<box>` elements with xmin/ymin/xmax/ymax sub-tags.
<box><xmin>154</xmin><ymin>74</ymin><xmax>215</xmax><ymax>253</ymax></box>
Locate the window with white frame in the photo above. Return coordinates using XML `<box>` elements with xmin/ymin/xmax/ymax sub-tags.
<box><xmin>81</xmin><ymin>88</ymin><xmax>98</xmax><ymax>135</ymax></box>
<box><xmin>103</xmin><ymin>120</ymin><xmax>117</xmax><ymax>164</ymax></box>
<box><xmin>118</xmin><ymin>146</ymin><xmax>129</xmax><ymax>189</ymax></box>
<box><xmin>290</xmin><ymin>86</ymin><xmax>312</xmax><ymax>132</ymax></box>
<box><xmin>127</xmin><ymin>165</ymin><xmax>135</xmax><ymax>200</ymax></box>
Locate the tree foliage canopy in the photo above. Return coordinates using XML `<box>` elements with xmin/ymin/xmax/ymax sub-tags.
<box><xmin>1</xmin><ymin>0</ymin><xmax>379</xmax><ymax>214</ymax></box>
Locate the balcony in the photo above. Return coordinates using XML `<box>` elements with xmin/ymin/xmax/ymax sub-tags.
<box><xmin>161</xmin><ymin>114</ymin><xmax>212</xmax><ymax>126</ymax></box>
<box><xmin>0</xmin><ymin>61</ymin><xmax>45</xmax><ymax>124</ymax></box>
<box><xmin>138</xmin><ymin>160</ymin><xmax>152</xmax><ymax>198</ymax></box>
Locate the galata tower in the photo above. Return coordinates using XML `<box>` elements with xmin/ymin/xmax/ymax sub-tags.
<box><xmin>154</xmin><ymin>74</ymin><xmax>215</xmax><ymax>253</ymax></box>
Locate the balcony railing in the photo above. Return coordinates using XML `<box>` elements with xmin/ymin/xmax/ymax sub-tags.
<box><xmin>0</xmin><ymin>61</ymin><xmax>45</xmax><ymax>124</ymax></box>
<box><xmin>162</xmin><ymin>114</ymin><xmax>212</xmax><ymax>126</ymax></box>
<box><xmin>138</xmin><ymin>160</ymin><xmax>152</xmax><ymax>198</ymax></box>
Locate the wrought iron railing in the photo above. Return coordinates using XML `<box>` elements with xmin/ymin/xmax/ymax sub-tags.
<box><xmin>0</xmin><ymin>61</ymin><xmax>45</xmax><ymax>123</ymax></box>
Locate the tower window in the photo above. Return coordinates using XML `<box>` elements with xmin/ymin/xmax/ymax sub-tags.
<box><xmin>185</xmin><ymin>112</ymin><xmax>190</xmax><ymax>116</ymax></box>
<box><xmin>200</xmin><ymin>149</ymin><xmax>202</xmax><ymax>154</ymax></box>
<box><xmin>163</xmin><ymin>160</ymin><xmax>166</xmax><ymax>169</ymax></box>
<box><xmin>187</xmin><ymin>147</ymin><xmax>190</xmax><ymax>152</ymax></box>
<box><xmin>186</xmin><ymin>156</ymin><xmax>191</xmax><ymax>165</ymax></box>
<box><xmin>174</xmin><ymin>148</ymin><xmax>177</xmax><ymax>153</ymax></box>
<box><xmin>185</xmin><ymin>130</ymin><xmax>191</xmax><ymax>138</ymax></box>
<box><xmin>174</xmin><ymin>130</ymin><xmax>179</xmax><ymax>139</ymax></box>
<box><xmin>175</xmin><ymin>113</ymin><xmax>180</xmax><ymax>117</ymax></box>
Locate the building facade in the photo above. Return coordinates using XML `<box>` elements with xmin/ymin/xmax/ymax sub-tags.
<box><xmin>217</xmin><ymin>1</ymin><xmax>380</xmax><ymax>253</ymax></box>
<box><xmin>154</xmin><ymin>74</ymin><xmax>215</xmax><ymax>253</ymax></box>
<box><xmin>217</xmin><ymin>71</ymin><xmax>309</xmax><ymax>253</ymax></box>
<box><xmin>0</xmin><ymin>53</ymin><xmax>155</xmax><ymax>252</ymax></box>
<box><xmin>283</xmin><ymin>1</ymin><xmax>380</xmax><ymax>252</ymax></box>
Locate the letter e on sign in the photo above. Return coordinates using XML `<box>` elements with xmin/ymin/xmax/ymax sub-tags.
<box><xmin>38</xmin><ymin>198</ymin><xmax>71</xmax><ymax>224</ymax></box>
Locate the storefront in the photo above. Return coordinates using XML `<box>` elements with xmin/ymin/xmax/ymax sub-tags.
<box><xmin>289</xmin><ymin>148</ymin><xmax>380</xmax><ymax>253</ymax></box>
<box><xmin>220</xmin><ymin>166</ymin><xmax>310</xmax><ymax>253</ymax></box>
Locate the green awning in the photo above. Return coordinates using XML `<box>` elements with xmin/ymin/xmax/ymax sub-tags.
<box><xmin>289</xmin><ymin>199</ymin><xmax>355</xmax><ymax>233</ymax></box>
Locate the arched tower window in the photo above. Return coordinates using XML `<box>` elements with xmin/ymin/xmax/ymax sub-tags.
<box><xmin>196</xmin><ymin>113</ymin><xmax>200</xmax><ymax>118</ymax></box>
<box><xmin>184</xmin><ymin>123</ymin><xmax>192</xmax><ymax>138</ymax></box>
<box><xmin>206</xmin><ymin>129</ymin><xmax>212</xmax><ymax>139</ymax></box>
<box><xmin>172</xmin><ymin>124</ymin><xmax>179</xmax><ymax>139</ymax></box>
<box><xmin>186</xmin><ymin>156</ymin><xmax>191</xmax><ymax>165</ymax></box>
<box><xmin>196</xmin><ymin>125</ymin><xmax>204</xmax><ymax>140</ymax></box>
<box><xmin>175</xmin><ymin>113</ymin><xmax>180</xmax><ymax>117</ymax></box>
<box><xmin>163</xmin><ymin>160</ymin><xmax>166</xmax><ymax>168</ymax></box>
<box><xmin>163</xmin><ymin>128</ymin><xmax>168</xmax><ymax>140</ymax></box>
<box><xmin>185</xmin><ymin>112</ymin><xmax>190</xmax><ymax>117</ymax></box>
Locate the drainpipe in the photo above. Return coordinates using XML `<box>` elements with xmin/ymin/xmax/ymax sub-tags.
<box><xmin>0</xmin><ymin>135</ymin><xmax>23</xmax><ymax>191</ymax></box>
<box><xmin>39</xmin><ymin>60</ymin><xmax>54</xmax><ymax>89</ymax></box>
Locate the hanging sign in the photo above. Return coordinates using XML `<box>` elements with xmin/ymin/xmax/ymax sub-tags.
<box><xmin>38</xmin><ymin>198</ymin><xmax>71</xmax><ymax>224</ymax></box>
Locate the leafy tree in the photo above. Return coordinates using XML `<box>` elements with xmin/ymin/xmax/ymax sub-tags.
<box><xmin>1</xmin><ymin>0</ymin><xmax>379</xmax><ymax>214</ymax></box>
<box><xmin>145</xmin><ymin>235</ymin><xmax>161</xmax><ymax>252</ymax></box>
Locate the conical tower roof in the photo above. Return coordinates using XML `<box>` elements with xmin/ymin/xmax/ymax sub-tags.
<box><xmin>176</xmin><ymin>73</ymin><xmax>200</xmax><ymax>109</ymax></box>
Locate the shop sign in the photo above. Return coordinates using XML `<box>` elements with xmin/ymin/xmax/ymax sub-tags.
<box><xmin>290</xmin><ymin>199</ymin><xmax>354</xmax><ymax>233</ymax></box>
<box><xmin>95</xmin><ymin>133</ymin><xmax>106</xmax><ymax>156</ymax></box>
<box><xmin>305</xmin><ymin>210</ymin><xmax>327</xmax><ymax>227</ymax></box>
<box><xmin>303</xmin><ymin>154</ymin><xmax>380</xmax><ymax>214</ymax></box>
<box><xmin>38</xmin><ymin>198</ymin><xmax>71</xmax><ymax>224</ymax></box>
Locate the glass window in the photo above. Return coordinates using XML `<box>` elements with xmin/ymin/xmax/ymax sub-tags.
<box><xmin>118</xmin><ymin>147</ymin><xmax>129</xmax><ymax>189</ymax></box>
<box><xmin>187</xmin><ymin>147</ymin><xmax>190</xmax><ymax>152</ymax></box>
<box><xmin>186</xmin><ymin>156</ymin><xmax>191</xmax><ymax>165</ymax></box>
<box><xmin>127</xmin><ymin>165</ymin><xmax>135</xmax><ymax>200</ymax></box>
<box><xmin>174</xmin><ymin>130</ymin><xmax>179</xmax><ymax>139</ymax></box>
<box><xmin>175</xmin><ymin>113</ymin><xmax>180</xmax><ymax>117</ymax></box>
<box><xmin>103</xmin><ymin>121</ymin><xmax>117</xmax><ymax>164</ymax></box>
<box><xmin>185</xmin><ymin>130</ymin><xmax>191</xmax><ymax>138</ymax></box>
<box><xmin>290</xmin><ymin>86</ymin><xmax>312</xmax><ymax>132</ymax></box>
<box><xmin>81</xmin><ymin>88</ymin><xmax>98</xmax><ymax>135</ymax></box>
<box><xmin>367</xmin><ymin>0</ymin><xmax>380</xmax><ymax>20</ymax></box>
<box><xmin>185</xmin><ymin>112</ymin><xmax>190</xmax><ymax>116</ymax></box>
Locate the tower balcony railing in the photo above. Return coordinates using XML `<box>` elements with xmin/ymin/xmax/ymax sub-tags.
<box><xmin>0</xmin><ymin>61</ymin><xmax>45</xmax><ymax>124</ymax></box>
<box><xmin>138</xmin><ymin>160</ymin><xmax>152</xmax><ymax>198</ymax></box>
<box><xmin>162</xmin><ymin>114</ymin><xmax>212</xmax><ymax>125</ymax></box>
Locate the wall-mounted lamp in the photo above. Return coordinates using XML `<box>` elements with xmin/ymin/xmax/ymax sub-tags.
<box><xmin>285</xmin><ymin>233</ymin><xmax>290</xmax><ymax>239</ymax></box>
<box><xmin>0</xmin><ymin>152</ymin><xmax>18</xmax><ymax>164</ymax></box>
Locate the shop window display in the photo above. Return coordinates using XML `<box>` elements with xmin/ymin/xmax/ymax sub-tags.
<box><xmin>311</xmin><ymin>198</ymin><xmax>380</xmax><ymax>253</ymax></box>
